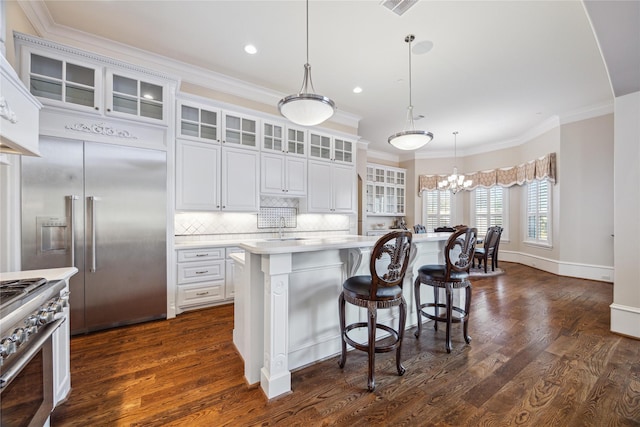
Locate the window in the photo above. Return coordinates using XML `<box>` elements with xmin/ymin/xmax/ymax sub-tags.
<box><xmin>526</xmin><ymin>179</ymin><xmax>551</xmax><ymax>246</ymax></box>
<box><xmin>422</xmin><ymin>190</ymin><xmax>454</xmax><ymax>232</ymax></box>
<box><xmin>472</xmin><ymin>186</ymin><xmax>508</xmax><ymax>239</ymax></box>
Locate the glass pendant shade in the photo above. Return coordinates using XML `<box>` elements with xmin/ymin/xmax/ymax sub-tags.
<box><xmin>389</xmin><ymin>130</ymin><xmax>434</xmax><ymax>150</ymax></box>
<box><xmin>278</xmin><ymin>1</ymin><xmax>335</xmax><ymax>126</ymax></box>
<box><xmin>388</xmin><ymin>34</ymin><xmax>433</xmax><ymax>150</ymax></box>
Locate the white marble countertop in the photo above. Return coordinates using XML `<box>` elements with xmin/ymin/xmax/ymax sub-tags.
<box><xmin>239</xmin><ymin>233</ymin><xmax>452</xmax><ymax>255</ymax></box>
<box><xmin>0</xmin><ymin>267</ymin><xmax>79</xmax><ymax>282</ymax></box>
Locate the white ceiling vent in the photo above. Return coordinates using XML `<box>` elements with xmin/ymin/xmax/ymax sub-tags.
<box><xmin>380</xmin><ymin>0</ymin><xmax>419</xmax><ymax>16</ymax></box>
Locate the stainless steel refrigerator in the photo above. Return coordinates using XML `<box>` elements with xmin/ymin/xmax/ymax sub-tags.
<box><xmin>21</xmin><ymin>136</ymin><xmax>167</xmax><ymax>334</ymax></box>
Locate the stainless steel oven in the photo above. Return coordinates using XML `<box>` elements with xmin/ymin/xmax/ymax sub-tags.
<box><xmin>0</xmin><ymin>278</ymin><xmax>67</xmax><ymax>427</ymax></box>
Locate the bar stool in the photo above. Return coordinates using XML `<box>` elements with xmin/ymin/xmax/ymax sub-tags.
<box><xmin>338</xmin><ymin>230</ymin><xmax>413</xmax><ymax>391</ymax></box>
<box><xmin>414</xmin><ymin>227</ymin><xmax>477</xmax><ymax>353</ymax></box>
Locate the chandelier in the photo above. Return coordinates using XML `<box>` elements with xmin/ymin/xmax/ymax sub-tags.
<box><xmin>278</xmin><ymin>0</ymin><xmax>335</xmax><ymax>126</ymax></box>
<box><xmin>439</xmin><ymin>131</ymin><xmax>472</xmax><ymax>194</ymax></box>
<box><xmin>388</xmin><ymin>34</ymin><xmax>433</xmax><ymax>150</ymax></box>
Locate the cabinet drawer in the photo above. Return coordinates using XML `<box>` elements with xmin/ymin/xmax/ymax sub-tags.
<box><xmin>178</xmin><ymin>260</ymin><xmax>224</xmax><ymax>284</ymax></box>
<box><xmin>177</xmin><ymin>281</ymin><xmax>225</xmax><ymax>308</ymax></box>
<box><xmin>178</xmin><ymin>247</ymin><xmax>224</xmax><ymax>262</ymax></box>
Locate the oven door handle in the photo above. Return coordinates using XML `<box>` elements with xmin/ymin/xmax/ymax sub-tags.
<box><xmin>0</xmin><ymin>317</ymin><xmax>64</xmax><ymax>390</ymax></box>
<box><xmin>67</xmin><ymin>195</ymin><xmax>79</xmax><ymax>268</ymax></box>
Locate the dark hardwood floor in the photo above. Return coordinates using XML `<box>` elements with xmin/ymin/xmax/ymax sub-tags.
<box><xmin>51</xmin><ymin>262</ymin><xmax>640</xmax><ymax>426</ymax></box>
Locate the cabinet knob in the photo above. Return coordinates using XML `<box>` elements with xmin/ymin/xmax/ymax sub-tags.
<box><xmin>95</xmin><ymin>106</ymin><xmax>99</xmax><ymax>111</ymax></box>
<box><xmin>107</xmin><ymin>108</ymin><xmax>111</xmax><ymax>112</ymax></box>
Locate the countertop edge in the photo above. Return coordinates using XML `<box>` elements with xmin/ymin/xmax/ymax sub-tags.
<box><xmin>0</xmin><ymin>267</ymin><xmax>79</xmax><ymax>281</ymax></box>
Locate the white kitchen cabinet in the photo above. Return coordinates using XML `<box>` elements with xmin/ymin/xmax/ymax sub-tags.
<box><xmin>178</xmin><ymin>102</ymin><xmax>221</xmax><ymax>143</ymax></box>
<box><xmin>308</xmin><ymin>131</ymin><xmax>355</xmax><ymax>165</ymax></box>
<box><xmin>366</xmin><ymin>163</ymin><xmax>406</xmax><ymax>215</ymax></box>
<box><xmin>176</xmin><ymin>140</ymin><xmax>221</xmax><ymax>210</ymax></box>
<box><xmin>261</xmin><ymin>121</ymin><xmax>307</xmax><ymax>196</ymax></box>
<box><xmin>52</xmin><ymin>285</ymin><xmax>71</xmax><ymax>406</ymax></box>
<box><xmin>307</xmin><ymin>160</ymin><xmax>355</xmax><ymax>213</ymax></box>
<box><xmin>106</xmin><ymin>70</ymin><xmax>166</xmax><ymax>124</ymax></box>
<box><xmin>222</xmin><ymin>146</ymin><xmax>260</xmax><ymax>211</ymax></box>
<box><xmin>21</xmin><ymin>49</ymin><xmax>101</xmax><ymax>114</ymax></box>
<box><xmin>16</xmin><ymin>33</ymin><xmax>172</xmax><ymax>126</ymax></box>
<box><xmin>176</xmin><ymin>139</ymin><xmax>259</xmax><ymax>212</ymax></box>
<box><xmin>223</xmin><ymin>111</ymin><xmax>259</xmax><ymax>149</ymax></box>
<box><xmin>261</xmin><ymin>153</ymin><xmax>306</xmax><ymax>196</ymax></box>
<box><xmin>176</xmin><ymin>246</ymin><xmax>240</xmax><ymax>313</ymax></box>
<box><xmin>176</xmin><ymin>247</ymin><xmax>227</xmax><ymax>313</ymax></box>
<box><xmin>0</xmin><ymin>54</ymin><xmax>42</xmax><ymax>156</ymax></box>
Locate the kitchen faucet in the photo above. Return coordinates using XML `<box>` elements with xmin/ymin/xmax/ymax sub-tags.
<box><xmin>279</xmin><ymin>216</ymin><xmax>285</xmax><ymax>240</ymax></box>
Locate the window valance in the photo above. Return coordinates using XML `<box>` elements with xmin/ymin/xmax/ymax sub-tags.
<box><xmin>418</xmin><ymin>152</ymin><xmax>556</xmax><ymax>193</ymax></box>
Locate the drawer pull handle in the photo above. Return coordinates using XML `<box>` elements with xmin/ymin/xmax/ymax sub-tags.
<box><xmin>196</xmin><ymin>292</ymin><xmax>209</xmax><ymax>296</ymax></box>
<box><xmin>195</xmin><ymin>270</ymin><xmax>209</xmax><ymax>274</ymax></box>
<box><xmin>196</xmin><ymin>254</ymin><xmax>208</xmax><ymax>257</ymax></box>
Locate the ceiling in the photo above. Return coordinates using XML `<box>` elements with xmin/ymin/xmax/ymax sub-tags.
<box><xmin>21</xmin><ymin>0</ymin><xmax>620</xmax><ymax>157</ymax></box>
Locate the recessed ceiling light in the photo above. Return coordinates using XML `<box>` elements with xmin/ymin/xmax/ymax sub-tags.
<box><xmin>244</xmin><ymin>44</ymin><xmax>257</xmax><ymax>55</ymax></box>
<box><xmin>353</xmin><ymin>86</ymin><xmax>363</xmax><ymax>94</ymax></box>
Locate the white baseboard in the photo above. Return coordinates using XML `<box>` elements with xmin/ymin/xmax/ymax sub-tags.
<box><xmin>498</xmin><ymin>250</ymin><xmax>614</xmax><ymax>283</ymax></box>
<box><xmin>610</xmin><ymin>303</ymin><xmax>640</xmax><ymax>339</ymax></box>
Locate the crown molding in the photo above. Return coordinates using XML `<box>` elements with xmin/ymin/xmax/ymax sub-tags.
<box><xmin>367</xmin><ymin>148</ymin><xmax>400</xmax><ymax>163</ymax></box>
<box><xmin>16</xmin><ymin>1</ymin><xmax>361</xmax><ymax>130</ymax></box>
<box><xmin>559</xmin><ymin>101</ymin><xmax>614</xmax><ymax>125</ymax></box>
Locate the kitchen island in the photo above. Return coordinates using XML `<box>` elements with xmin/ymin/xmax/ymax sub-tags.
<box><xmin>235</xmin><ymin>233</ymin><xmax>451</xmax><ymax>399</ymax></box>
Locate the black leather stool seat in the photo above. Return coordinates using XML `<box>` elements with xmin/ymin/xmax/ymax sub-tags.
<box><xmin>343</xmin><ymin>275</ymin><xmax>403</xmax><ymax>302</ymax></box>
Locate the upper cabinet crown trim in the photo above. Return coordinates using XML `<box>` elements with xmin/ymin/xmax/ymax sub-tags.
<box><xmin>14</xmin><ymin>32</ymin><xmax>180</xmax><ymax>84</ymax></box>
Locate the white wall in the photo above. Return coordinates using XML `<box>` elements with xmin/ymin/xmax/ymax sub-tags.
<box><xmin>397</xmin><ymin>114</ymin><xmax>615</xmax><ymax>283</ymax></box>
<box><xmin>612</xmin><ymin>91</ymin><xmax>640</xmax><ymax>338</ymax></box>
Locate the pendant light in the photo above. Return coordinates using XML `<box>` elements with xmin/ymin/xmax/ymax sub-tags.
<box><xmin>278</xmin><ymin>0</ymin><xmax>335</xmax><ymax>126</ymax></box>
<box><xmin>438</xmin><ymin>131</ymin><xmax>472</xmax><ymax>194</ymax></box>
<box><xmin>388</xmin><ymin>34</ymin><xmax>433</xmax><ymax>150</ymax></box>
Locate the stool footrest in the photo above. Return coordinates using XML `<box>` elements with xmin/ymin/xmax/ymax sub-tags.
<box><xmin>343</xmin><ymin>322</ymin><xmax>401</xmax><ymax>354</ymax></box>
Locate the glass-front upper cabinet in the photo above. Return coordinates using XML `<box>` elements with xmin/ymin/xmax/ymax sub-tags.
<box><xmin>178</xmin><ymin>101</ymin><xmax>221</xmax><ymax>143</ymax></box>
<box><xmin>107</xmin><ymin>72</ymin><xmax>165</xmax><ymax>123</ymax></box>
<box><xmin>309</xmin><ymin>132</ymin><xmax>355</xmax><ymax>164</ymax></box>
<box><xmin>309</xmin><ymin>132</ymin><xmax>332</xmax><ymax>160</ymax></box>
<box><xmin>263</xmin><ymin>121</ymin><xmax>285</xmax><ymax>152</ymax></box>
<box><xmin>366</xmin><ymin>163</ymin><xmax>407</xmax><ymax>216</ymax></box>
<box><xmin>223</xmin><ymin>112</ymin><xmax>259</xmax><ymax>150</ymax></box>
<box><xmin>26</xmin><ymin>53</ymin><xmax>100</xmax><ymax>112</ymax></box>
<box><xmin>286</xmin><ymin>126</ymin><xmax>306</xmax><ymax>156</ymax></box>
<box><xmin>333</xmin><ymin>138</ymin><xmax>354</xmax><ymax>164</ymax></box>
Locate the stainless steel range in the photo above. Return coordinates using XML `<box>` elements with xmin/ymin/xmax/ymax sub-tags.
<box><xmin>0</xmin><ymin>277</ymin><xmax>68</xmax><ymax>427</ymax></box>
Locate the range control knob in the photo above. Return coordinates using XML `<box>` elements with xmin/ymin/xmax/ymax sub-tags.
<box><xmin>0</xmin><ymin>338</ymin><xmax>16</xmax><ymax>358</ymax></box>
<box><xmin>38</xmin><ymin>308</ymin><xmax>54</xmax><ymax>325</ymax></box>
<box><xmin>11</xmin><ymin>328</ymin><xmax>26</xmax><ymax>345</ymax></box>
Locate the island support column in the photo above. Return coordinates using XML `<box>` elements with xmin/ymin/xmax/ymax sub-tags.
<box><xmin>260</xmin><ymin>253</ymin><xmax>292</xmax><ymax>398</ymax></box>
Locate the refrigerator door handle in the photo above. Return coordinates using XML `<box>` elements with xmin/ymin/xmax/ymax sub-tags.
<box><xmin>88</xmin><ymin>196</ymin><xmax>97</xmax><ymax>273</ymax></box>
<box><xmin>67</xmin><ymin>195</ymin><xmax>79</xmax><ymax>268</ymax></box>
